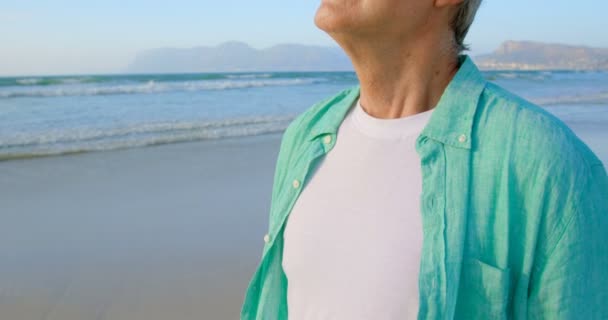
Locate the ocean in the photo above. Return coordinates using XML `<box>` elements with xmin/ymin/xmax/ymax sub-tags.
<box><xmin>0</xmin><ymin>70</ymin><xmax>607</xmax><ymax>161</ymax></box>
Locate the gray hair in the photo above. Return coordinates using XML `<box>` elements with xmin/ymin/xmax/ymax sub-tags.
<box><xmin>451</xmin><ymin>0</ymin><xmax>483</xmax><ymax>54</ymax></box>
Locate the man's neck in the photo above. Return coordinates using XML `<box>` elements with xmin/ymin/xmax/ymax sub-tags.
<box><xmin>342</xmin><ymin>34</ymin><xmax>460</xmax><ymax>119</ymax></box>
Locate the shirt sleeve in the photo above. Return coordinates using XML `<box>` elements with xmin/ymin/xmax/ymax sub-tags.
<box><xmin>527</xmin><ymin>162</ymin><xmax>608</xmax><ymax>319</ymax></box>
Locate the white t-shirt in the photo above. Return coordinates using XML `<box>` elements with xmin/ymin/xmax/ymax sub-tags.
<box><xmin>282</xmin><ymin>97</ymin><xmax>434</xmax><ymax>320</ymax></box>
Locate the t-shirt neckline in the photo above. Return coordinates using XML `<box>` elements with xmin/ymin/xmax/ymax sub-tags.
<box><xmin>350</xmin><ymin>97</ymin><xmax>435</xmax><ymax>140</ymax></box>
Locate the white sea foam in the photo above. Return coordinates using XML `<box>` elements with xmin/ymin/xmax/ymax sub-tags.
<box><xmin>15</xmin><ymin>78</ymin><xmax>43</xmax><ymax>85</ymax></box>
<box><xmin>530</xmin><ymin>92</ymin><xmax>608</xmax><ymax>106</ymax></box>
<box><xmin>226</xmin><ymin>73</ymin><xmax>273</xmax><ymax>79</ymax></box>
<box><xmin>0</xmin><ymin>78</ymin><xmax>322</xmax><ymax>98</ymax></box>
<box><xmin>0</xmin><ymin>114</ymin><xmax>296</xmax><ymax>160</ymax></box>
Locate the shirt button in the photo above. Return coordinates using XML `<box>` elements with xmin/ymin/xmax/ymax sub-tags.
<box><xmin>292</xmin><ymin>179</ymin><xmax>300</xmax><ymax>188</ymax></box>
<box><xmin>323</xmin><ymin>135</ymin><xmax>332</xmax><ymax>144</ymax></box>
<box><xmin>458</xmin><ymin>134</ymin><xmax>467</xmax><ymax>143</ymax></box>
<box><xmin>263</xmin><ymin>233</ymin><xmax>271</xmax><ymax>243</ymax></box>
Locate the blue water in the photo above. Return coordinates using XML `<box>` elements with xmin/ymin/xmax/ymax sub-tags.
<box><xmin>0</xmin><ymin>70</ymin><xmax>607</xmax><ymax>160</ymax></box>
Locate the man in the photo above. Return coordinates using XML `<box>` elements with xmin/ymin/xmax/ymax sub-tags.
<box><xmin>241</xmin><ymin>0</ymin><xmax>608</xmax><ymax>319</ymax></box>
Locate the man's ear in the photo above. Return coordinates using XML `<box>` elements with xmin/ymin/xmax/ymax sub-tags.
<box><xmin>434</xmin><ymin>0</ymin><xmax>464</xmax><ymax>9</ymax></box>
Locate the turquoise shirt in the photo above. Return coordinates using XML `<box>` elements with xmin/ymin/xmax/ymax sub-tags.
<box><xmin>240</xmin><ymin>55</ymin><xmax>608</xmax><ymax>319</ymax></box>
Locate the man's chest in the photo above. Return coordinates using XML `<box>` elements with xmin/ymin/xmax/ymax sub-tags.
<box><xmin>280</xmin><ymin>128</ymin><xmax>426</xmax><ymax>319</ymax></box>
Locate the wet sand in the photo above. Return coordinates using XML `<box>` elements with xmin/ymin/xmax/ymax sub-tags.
<box><xmin>0</xmin><ymin>133</ymin><xmax>283</xmax><ymax>320</ymax></box>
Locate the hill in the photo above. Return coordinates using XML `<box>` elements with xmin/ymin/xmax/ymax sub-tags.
<box><xmin>126</xmin><ymin>40</ymin><xmax>608</xmax><ymax>73</ymax></box>
<box><xmin>126</xmin><ymin>41</ymin><xmax>353</xmax><ymax>73</ymax></box>
<box><xmin>473</xmin><ymin>40</ymin><xmax>608</xmax><ymax>70</ymax></box>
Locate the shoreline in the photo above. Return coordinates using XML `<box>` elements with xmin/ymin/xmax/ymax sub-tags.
<box><xmin>0</xmin><ymin>132</ymin><xmax>284</xmax><ymax>320</ymax></box>
<box><xmin>0</xmin><ymin>130</ymin><xmax>288</xmax><ymax>163</ymax></box>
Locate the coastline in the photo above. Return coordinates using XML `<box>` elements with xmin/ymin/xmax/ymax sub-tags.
<box><xmin>0</xmin><ymin>132</ymin><xmax>283</xmax><ymax>320</ymax></box>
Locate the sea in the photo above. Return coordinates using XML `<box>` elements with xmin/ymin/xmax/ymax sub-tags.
<box><xmin>0</xmin><ymin>70</ymin><xmax>607</xmax><ymax>161</ymax></box>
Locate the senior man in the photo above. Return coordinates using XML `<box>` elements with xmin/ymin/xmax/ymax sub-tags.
<box><xmin>241</xmin><ymin>0</ymin><xmax>608</xmax><ymax>319</ymax></box>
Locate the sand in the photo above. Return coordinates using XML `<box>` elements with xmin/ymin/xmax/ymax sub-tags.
<box><xmin>0</xmin><ymin>133</ymin><xmax>283</xmax><ymax>320</ymax></box>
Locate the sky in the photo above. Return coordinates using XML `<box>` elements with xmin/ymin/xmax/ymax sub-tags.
<box><xmin>1</xmin><ymin>0</ymin><xmax>607</xmax><ymax>76</ymax></box>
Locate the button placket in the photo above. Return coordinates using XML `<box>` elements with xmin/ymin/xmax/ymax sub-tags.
<box><xmin>264</xmin><ymin>177</ymin><xmax>301</xmax><ymax>245</ymax></box>
<box><xmin>263</xmin><ymin>141</ymin><xmax>327</xmax><ymax>258</ymax></box>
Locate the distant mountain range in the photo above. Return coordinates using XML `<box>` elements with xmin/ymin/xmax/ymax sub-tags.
<box><xmin>474</xmin><ymin>40</ymin><xmax>608</xmax><ymax>70</ymax></box>
<box><xmin>126</xmin><ymin>40</ymin><xmax>608</xmax><ymax>73</ymax></box>
<box><xmin>126</xmin><ymin>41</ymin><xmax>352</xmax><ymax>73</ymax></box>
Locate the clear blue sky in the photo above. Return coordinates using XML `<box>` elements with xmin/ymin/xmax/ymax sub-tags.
<box><xmin>1</xmin><ymin>0</ymin><xmax>607</xmax><ymax>76</ymax></box>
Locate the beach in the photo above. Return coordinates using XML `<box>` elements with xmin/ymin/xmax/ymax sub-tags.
<box><xmin>0</xmin><ymin>133</ymin><xmax>283</xmax><ymax>320</ymax></box>
<box><xmin>0</xmin><ymin>117</ymin><xmax>606</xmax><ymax>320</ymax></box>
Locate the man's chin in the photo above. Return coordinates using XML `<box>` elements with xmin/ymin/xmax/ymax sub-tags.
<box><xmin>313</xmin><ymin>4</ymin><xmax>331</xmax><ymax>30</ymax></box>
<box><xmin>314</xmin><ymin>5</ymin><xmax>348</xmax><ymax>34</ymax></box>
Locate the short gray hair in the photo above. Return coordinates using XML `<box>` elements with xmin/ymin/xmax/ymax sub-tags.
<box><xmin>451</xmin><ymin>0</ymin><xmax>483</xmax><ymax>54</ymax></box>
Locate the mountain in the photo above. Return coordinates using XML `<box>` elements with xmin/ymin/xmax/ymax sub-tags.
<box><xmin>127</xmin><ymin>40</ymin><xmax>608</xmax><ymax>73</ymax></box>
<box><xmin>126</xmin><ymin>41</ymin><xmax>353</xmax><ymax>73</ymax></box>
<box><xmin>473</xmin><ymin>40</ymin><xmax>608</xmax><ymax>70</ymax></box>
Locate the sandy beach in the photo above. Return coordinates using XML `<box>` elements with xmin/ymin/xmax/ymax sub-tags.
<box><xmin>0</xmin><ymin>120</ymin><xmax>606</xmax><ymax>320</ymax></box>
<box><xmin>0</xmin><ymin>133</ymin><xmax>283</xmax><ymax>320</ymax></box>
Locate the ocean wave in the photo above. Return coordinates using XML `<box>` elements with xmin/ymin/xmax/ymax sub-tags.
<box><xmin>0</xmin><ymin>78</ymin><xmax>324</xmax><ymax>98</ymax></box>
<box><xmin>530</xmin><ymin>92</ymin><xmax>608</xmax><ymax>106</ymax></box>
<box><xmin>0</xmin><ymin>72</ymin><xmax>340</xmax><ymax>88</ymax></box>
<box><xmin>10</xmin><ymin>76</ymin><xmax>101</xmax><ymax>86</ymax></box>
<box><xmin>484</xmin><ymin>71</ymin><xmax>554</xmax><ymax>81</ymax></box>
<box><xmin>15</xmin><ymin>78</ymin><xmax>42</xmax><ymax>85</ymax></box>
<box><xmin>0</xmin><ymin>115</ymin><xmax>296</xmax><ymax>161</ymax></box>
<box><xmin>226</xmin><ymin>73</ymin><xmax>273</xmax><ymax>79</ymax></box>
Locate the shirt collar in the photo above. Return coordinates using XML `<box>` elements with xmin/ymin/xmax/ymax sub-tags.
<box><xmin>307</xmin><ymin>54</ymin><xmax>487</xmax><ymax>150</ymax></box>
